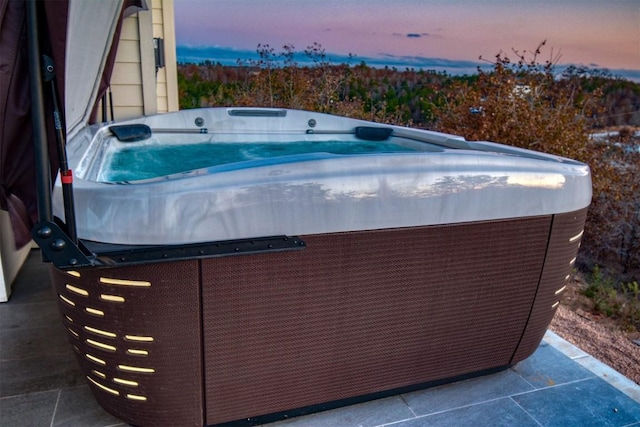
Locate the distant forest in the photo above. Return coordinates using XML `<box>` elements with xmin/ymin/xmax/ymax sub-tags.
<box><xmin>177</xmin><ymin>44</ymin><xmax>640</xmax><ymax>285</ymax></box>
<box><xmin>178</xmin><ymin>57</ymin><xmax>640</xmax><ymax>129</ymax></box>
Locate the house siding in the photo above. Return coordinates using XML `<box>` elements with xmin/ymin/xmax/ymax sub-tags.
<box><xmin>98</xmin><ymin>0</ymin><xmax>178</xmax><ymax>121</ymax></box>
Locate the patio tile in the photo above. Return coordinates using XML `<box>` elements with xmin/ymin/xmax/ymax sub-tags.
<box><xmin>0</xmin><ymin>299</ymin><xmax>62</xmax><ymax>331</ymax></box>
<box><xmin>512</xmin><ymin>377</ymin><xmax>640</xmax><ymax>427</ymax></box>
<box><xmin>266</xmin><ymin>396</ymin><xmax>415</xmax><ymax>427</ymax></box>
<box><xmin>543</xmin><ymin>330</ymin><xmax>590</xmax><ymax>360</ymax></box>
<box><xmin>0</xmin><ymin>323</ymin><xmax>70</xmax><ymax>361</ymax></box>
<box><xmin>0</xmin><ymin>389</ymin><xmax>59</xmax><ymax>427</ymax></box>
<box><xmin>512</xmin><ymin>341</ymin><xmax>595</xmax><ymax>388</ymax></box>
<box><xmin>572</xmin><ymin>355</ymin><xmax>640</xmax><ymax>404</ymax></box>
<box><xmin>52</xmin><ymin>385</ymin><xmax>126</xmax><ymax>427</ymax></box>
<box><xmin>391</xmin><ymin>397</ymin><xmax>539</xmax><ymax>427</ymax></box>
<box><xmin>0</xmin><ymin>350</ymin><xmax>85</xmax><ymax>397</ymax></box>
<box><xmin>401</xmin><ymin>369</ymin><xmax>534</xmax><ymax>416</ymax></box>
<box><xmin>4</xmin><ymin>250</ymin><xmax>55</xmax><ymax>305</ymax></box>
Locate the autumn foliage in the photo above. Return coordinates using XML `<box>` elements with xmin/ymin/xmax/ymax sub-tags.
<box><xmin>432</xmin><ymin>43</ymin><xmax>639</xmax><ymax>283</ymax></box>
<box><xmin>178</xmin><ymin>42</ymin><xmax>640</xmax><ymax>283</ymax></box>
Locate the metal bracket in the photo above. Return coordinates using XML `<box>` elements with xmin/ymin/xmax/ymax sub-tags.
<box><xmin>33</xmin><ymin>219</ymin><xmax>306</xmax><ymax>269</ymax></box>
<box><xmin>87</xmin><ymin>235</ymin><xmax>307</xmax><ymax>266</ymax></box>
<box><xmin>32</xmin><ymin>219</ymin><xmax>95</xmax><ymax>269</ymax></box>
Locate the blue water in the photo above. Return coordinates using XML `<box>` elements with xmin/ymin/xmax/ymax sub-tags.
<box><xmin>105</xmin><ymin>140</ymin><xmax>418</xmax><ymax>182</ymax></box>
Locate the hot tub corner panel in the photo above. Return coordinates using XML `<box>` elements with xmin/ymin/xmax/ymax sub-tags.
<box><xmin>511</xmin><ymin>207</ymin><xmax>588</xmax><ymax>363</ymax></box>
<box><xmin>49</xmin><ymin>260</ymin><xmax>204</xmax><ymax>427</ymax></box>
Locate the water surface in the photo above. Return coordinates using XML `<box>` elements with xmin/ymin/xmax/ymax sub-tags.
<box><xmin>105</xmin><ymin>140</ymin><xmax>418</xmax><ymax>181</ymax></box>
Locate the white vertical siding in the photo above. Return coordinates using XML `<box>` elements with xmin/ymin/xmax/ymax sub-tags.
<box><xmin>105</xmin><ymin>15</ymin><xmax>145</xmax><ymax>120</ymax></box>
<box><xmin>98</xmin><ymin>0</ymin><xmax>178</xmax><ymax>122</ymax></box>
<box><xmin>152</xmin><ymin>0</ymin><xmax>179</xmax><ymax>113</ymax></box>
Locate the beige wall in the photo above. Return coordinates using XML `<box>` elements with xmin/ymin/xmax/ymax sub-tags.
<box><xmin>98</xmin><ymin>0</ymin><xmax>178</xmax><ymax>122</ymax></box>
<box><xmin>0</xmin><ymin>211</ymin><xmax>32</xmax><ymax>302</ymax></box>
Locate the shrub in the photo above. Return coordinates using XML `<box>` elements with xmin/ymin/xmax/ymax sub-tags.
<box><xmin>434</xmin><ymin>41</ymin><xmax>598</xmax><ymax>161</ymax></box>
<box><xmin>584</xmin><ymin>266</ymin><xmax>640</xmax><ymax>332</ymax></box>
<box><xmin>432</xmin><ymin>41</ymin><xmax>639</xmax><ymax>282</ymax></box>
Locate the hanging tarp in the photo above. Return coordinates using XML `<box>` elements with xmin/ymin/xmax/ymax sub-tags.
<box><xmin>65</xmin><ymin>0</ymin><xmax>123</xmax><ymax>139</ymax></box>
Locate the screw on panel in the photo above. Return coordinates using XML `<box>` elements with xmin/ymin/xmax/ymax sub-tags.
<box><xmin>37</xmin><ymin>226</ymin><xmax>53</xmax><ymax>239</ymax></box>
<box><xmin>51</xmin><ymin>239</ymin><xmax>66</xmax><ymax>251</ymax></box>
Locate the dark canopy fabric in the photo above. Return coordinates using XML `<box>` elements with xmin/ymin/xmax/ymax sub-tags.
<box><xmin>0</xmin><ymin>0</ymin><xmax>144</xmax><ymax>249</ymax></box>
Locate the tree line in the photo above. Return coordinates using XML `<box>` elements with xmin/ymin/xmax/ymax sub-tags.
<box><xmin>177</xmin><ymin>43</ymin><xmax>640</xmax><ymax>286</ymax></box>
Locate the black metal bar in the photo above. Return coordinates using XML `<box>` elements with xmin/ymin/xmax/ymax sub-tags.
<box><xmin>228</xmin><ymin>109</ymin><xmax>287</xmax><ymax>117</ymax></box>
<box><xmin>84</xmin><ymin>235</ymin><xmax>306</xmax><ymax>266</ymax></box>
<box><xmin>102</xmin><ymin>93</ymin><xmax>108</xmax><ymax>122</ymax></box>
<box><xmin>42</xmin><ymin>55</ymin><xmax>78</xmax><ymax>243</ymax></box>
<box><xmin>148</xmin><ymin>128</ymin><xmax>210</xmax><ymax>134</ymax></box>
<box><xmin>108</xmin><ymin>87</ymin><xmax>114</xmax><ymax>121</ymax></box>
<box><xmin>26</xmin><ymin>0</ymin><xmax>91</xmax><ymax>267</ymax></box>
<box><xmin>26</xmin><ymin>0</ymin><xmax>52</xmax><ymax>224</ymax></box>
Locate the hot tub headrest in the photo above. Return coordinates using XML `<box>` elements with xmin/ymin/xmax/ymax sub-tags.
<box><xmin>355</xmin><ymin>126</ymin><xmax>393</xmax><ymax>141</ymax></box>
<box><xmin>110</xmin><ymin>124</ymin><xmax>152</xmax><ymax>142</ymax></box>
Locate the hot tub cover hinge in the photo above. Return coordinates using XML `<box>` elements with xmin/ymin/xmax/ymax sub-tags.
<box><xmin>32</xmin><ymin>219</ymin><xmax>95</xmax><ymax>269</ymax></box>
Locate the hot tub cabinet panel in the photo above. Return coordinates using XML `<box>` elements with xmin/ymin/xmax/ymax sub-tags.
<box><xmin>49</xmin><ymin>208</ymin><xmax>587</xmax><ymax>426</ymax></box>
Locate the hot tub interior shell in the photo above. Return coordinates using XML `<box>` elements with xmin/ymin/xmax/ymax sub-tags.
<box><xmin>55</xmin><ymin>109</ymin><xmax>591</xmax><ymax>248</ymax></box>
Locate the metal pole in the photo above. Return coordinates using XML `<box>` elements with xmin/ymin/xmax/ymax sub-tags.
<box><xmin>43</xmin><ymin>56</ymin><xmax>78</xmax><ymax>243</ymax></box>
<box><xmin>109</xmin><ymin>88</ymin><xmax>114</xmax><ymax>121</ymax></box>
<box><xmin>24</xmin><ymin>0</ymin><xmax>93</xmax><ymax>268</ymax></box>
<box><xmin>102</xmin><ymin>94</ymin><xmax>108</xmax><ymax>122</ymax></box>
<box><xmin>26</xmin><ymin>0</ymin><xmax>52</xmax><ymax>224</ymax></box>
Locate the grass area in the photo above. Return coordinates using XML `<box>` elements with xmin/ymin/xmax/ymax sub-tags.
<box><xmin>583</xmin><ymin>266</ymin><xmax>640</xmax><ymax>333</ymax></box>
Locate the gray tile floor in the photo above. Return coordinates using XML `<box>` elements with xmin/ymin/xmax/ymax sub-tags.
<box><xmin>2</xmin><ymin>250</ymin><xmax>640</xmax><ymax>427</ymax></box>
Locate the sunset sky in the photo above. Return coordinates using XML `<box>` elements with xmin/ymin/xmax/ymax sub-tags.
<box><xmin>175</xmin><ymin>0</ymin><xmax>639</xmax><ymax>75</ymax></box>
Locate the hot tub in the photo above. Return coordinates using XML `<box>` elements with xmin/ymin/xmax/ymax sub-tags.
<box><xmin>44</xmin><ymin>107</ymin><xmax>590</xmax><ymax>426</ymax></box>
